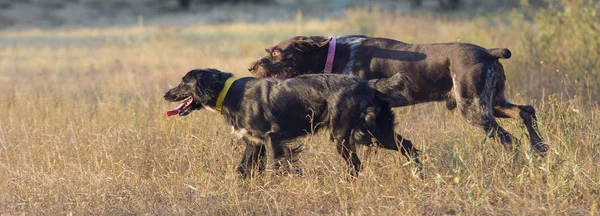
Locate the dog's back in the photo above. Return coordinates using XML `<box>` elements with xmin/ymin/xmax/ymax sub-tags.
<box><xmin>233</xmin><ymin>74</ymin><xmax>403</xmax><ymax>142</ymax></box>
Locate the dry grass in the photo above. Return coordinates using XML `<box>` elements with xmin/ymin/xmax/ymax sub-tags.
<box><xmin>1</xmin><ymin>4</ymin><xmax>599</xmax><ymax>215</ymax></box>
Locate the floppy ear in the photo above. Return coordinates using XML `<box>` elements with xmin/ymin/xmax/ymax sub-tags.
<box><xmin>215</xmin><ymin>70</ymin><xmax>234</xmax><ymax>84</ymax></box>
<box><xmin>293</xmin><ymin>36</ymin><xmax>332</xmax><ymax>52</ymax></box>
<box><xmin>192</xmin><ymin>69</ymin><xmax>227</xmax><ymax>103</ymax></box>
<box><xmin>198</xmin><ymin>69</ymin><xmax>233</xmax><ymax>90</ymax></box>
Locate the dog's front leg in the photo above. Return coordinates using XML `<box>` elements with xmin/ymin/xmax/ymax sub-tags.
<box><xmin>237</xmin><ymin>139</ymin><xmax>266</xmax><ymax>179</ymax></box>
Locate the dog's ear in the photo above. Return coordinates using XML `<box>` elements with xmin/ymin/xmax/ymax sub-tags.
<box><xmin>293</xmin><ymin>36</ymin><xmax>332</xmax><ymax>52</ymax></box>
<box><xmin>265</xmin><ymin>46</ymin><xmax>274</xmax><ymax>53</ymax></box>
<box><xmin>191</xmin><ymin>69</ymin><xmax>218</xmax><ymax>103</ymax></box>
<box><xmin>194</xmin><ymin>69</ymin><xmax>234</xmax><ymax>103</ymax></box>
<box><xmin>208</xmin><ymin>68</ymin><xmax>233</xmax><ymax>84</ymax></box>
<box><xmin>196</xmin><ymin>69</ymin><xmax>229</xmax><ymax>88</ymax></box>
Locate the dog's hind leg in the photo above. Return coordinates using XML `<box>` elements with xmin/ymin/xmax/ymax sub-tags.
<box><xmin>371</xmin><ymin>103</ymin><xmax>421</xmax><ymax>166</ymax></box>
<box><xmin>490</xmin><ymin>61</ymin><xmax>546</xmax><ymax>155</ymax></box>
<box><xmin>374</xmin><ymin>129</ymin><xmax>422</xmax><ymax>177</ymax></box>
<box><xmin>237</xmin><ymin>139</ymin><xmax>266</xmax><ymax>179</ymax></box>
<box><xmin>373</xmin><ymin>124</ymin><xmax>421</xmax><ymax>164</ymax></box>
<box><xmin>363</xmin><ymin>103</ymin><xmax>422</xmax><ymax>177</ymax></box>
<box><xmin>453</xmin><ymin>66</ymin><xmax>517</xmax><ymax>152</ymax></box>
<box><xmin>459</xmin><ymin>102</ymin><xmax>516</xmax><ymax>151</ymax></box>
<box><xmin>493</xmin><ymin>98</ymin><xmax>547</xmax><ymax>155</ymax></box>
<box><xmin>336</xmin><ymin>139</ymin><xmax>361</xmax><ymax>178</ymax></box>
<box><xmin>332</xmin><ymin>129</ymin><xmax>361</xmax><ymax>177</ymax></box>
<box><xmin>378</xmin><ymin>133</ymin><xmax>421</xmax><ymax>162</ymax></box>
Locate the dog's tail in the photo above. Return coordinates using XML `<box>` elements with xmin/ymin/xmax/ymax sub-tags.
<box><xmin>368</xmin><ymin>72</ymin><xmax>413</xmax><ymax>106</ymax></box>
<box><xmin>368</xmin><ymin>72</ymin><xmax>410</xmax><ymax>93</ymax></box>
<box><xmin>487</xmin><ymin>48</ymin><xmax>511</xmax><ymax>59</ymax></box>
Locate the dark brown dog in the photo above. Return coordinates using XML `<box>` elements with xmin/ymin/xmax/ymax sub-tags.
<box><xmin>248</xmin><ymin>35</ymin><xmax>547</xmax><ymax>155</ymax></box>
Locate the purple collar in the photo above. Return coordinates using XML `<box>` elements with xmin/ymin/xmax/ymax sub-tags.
<box><xmin>323</xmin><ymin>37</ymin><xmax>336</xmax><ymax>73</ymax></box>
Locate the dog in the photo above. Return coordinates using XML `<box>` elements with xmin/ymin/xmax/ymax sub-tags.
<box><xmin>248</xmin><ymin>35</ymin><xmax>547</xmax><ymax>155</ymax></box>
<box><xmin>164</xmin><ymin>68</ymin><xmax>421</xmax><ymax>178</ymax></box>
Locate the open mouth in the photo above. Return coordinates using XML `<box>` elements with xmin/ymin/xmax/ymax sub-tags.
<box><xmin>166</xmin><ymin>96</ymin><xmax>194</xmax><ymax>117</ymax></box>
<box><xmin>272</xmin><ymin>68</ymin><xmax>294</xmax><ymax>78</ymax></box>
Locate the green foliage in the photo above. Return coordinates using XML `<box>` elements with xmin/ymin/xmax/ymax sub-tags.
<box><xmin>520</xmin><ymin>0</ymin><xmax>600</xmax><ymax>100</ymax></box>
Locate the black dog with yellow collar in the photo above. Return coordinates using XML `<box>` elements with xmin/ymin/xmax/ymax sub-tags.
<box><xmin>164</xmin><ymin>68</ymin><xmax>421</xmax><ymax>178</ymax></box>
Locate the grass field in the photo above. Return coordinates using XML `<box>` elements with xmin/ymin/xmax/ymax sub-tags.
<box><xmin>1</xmin><ymin>2</ymin><xmax>599</xmax><ymax>215</ymax></box>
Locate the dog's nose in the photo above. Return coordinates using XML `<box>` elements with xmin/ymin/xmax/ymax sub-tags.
<box><xmin>248</xmin><ymin>60</ymin><xmax>261</xmax><ymax>72</ymax></box>
<box><xmin>247</xmin><ymin>64</ymin><xmax>256</xmax><ymax>72</ymax></box>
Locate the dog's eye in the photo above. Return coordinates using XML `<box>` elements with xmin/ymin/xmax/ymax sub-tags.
<box><xmin>271</xmin><ymin>50</ymin><xmax>280</xmax><ymax>57</ymax></box>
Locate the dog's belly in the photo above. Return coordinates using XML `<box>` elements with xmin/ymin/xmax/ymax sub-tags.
<box><xmin>231</xmin><ymin>108</ymin><xmax>327</xmax><ymax>143</ymax></box>
<box><xmin>408</xmin><ymin>75</ymin><xmax>454</xmax><ymax>104</ymax></box>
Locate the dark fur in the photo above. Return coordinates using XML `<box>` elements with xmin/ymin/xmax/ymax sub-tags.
<box><xmin>164</xmin><ymin>68</ymin><xmax>420</xmax><ymax>178</ymax></box>
<box><xmin>249</xmin><ymin>35</ymin><xmax>547</xmax><ymax>154</ymax></box>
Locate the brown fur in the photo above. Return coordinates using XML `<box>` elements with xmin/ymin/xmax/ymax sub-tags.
<box><xmin>248</xmin><ymin>35</ymin><xmax>547</xmax><ymax>155</ymax></box>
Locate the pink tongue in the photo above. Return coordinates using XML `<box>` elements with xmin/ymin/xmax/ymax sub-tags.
<box><xmin>166</xmin><ymin>109</ymin><xmax>179</xmax><ymax>117</ymax></box>
<box><xmin>166</xmin><ymin>97</ymin><xmax>192</xmax><ymax>117</ymax></box>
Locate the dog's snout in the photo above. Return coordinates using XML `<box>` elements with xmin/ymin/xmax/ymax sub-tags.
<box><xmin>164</xmin><ymin>87</ymin><xmax>185</xmax><ymax>102</ymax></box>
<box><xmin>247</xmin><ymin>61</ymin><xmax>258</xmax><ymax>72</ymax></box>
<box><xmin>163</xmin><ymin>89</ymin><xmax>174</xmax><ymax>100</ymax></box>
<box><xmin>249</xmin><ymin>58</ymin><xmax>267</xmax><ymax>72</ymax></box>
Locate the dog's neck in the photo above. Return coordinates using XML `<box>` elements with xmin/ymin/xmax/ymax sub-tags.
<box><xmin>218</xmin><ymin>77</ymin><xmax>254</xmax><ymax>121</ymax></box>
<box><xmin>214</xmin><ymin>77</ymin><xmax>236</xmax><ymax>113</ymax></box>
<box><xmin>304</xmin><ymin>37</ymin><xmax>355</xmax><ymax>75</ymax></box>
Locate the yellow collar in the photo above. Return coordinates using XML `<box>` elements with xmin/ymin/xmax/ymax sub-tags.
<box><xmin>215</xmin><ymin>77</ymin><xmax>235</xmax><ymax>113</ymax></box>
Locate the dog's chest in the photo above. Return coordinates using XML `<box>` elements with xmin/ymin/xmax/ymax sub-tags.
<box><xmin>231</xmin><ymin>126</ymin><xmax>249</xmax><ymax>139</ymax></box>
<box><xmin>230</xmin><ymin>126</ymin><xmax>263</xmax><ymax>144</ymax></box>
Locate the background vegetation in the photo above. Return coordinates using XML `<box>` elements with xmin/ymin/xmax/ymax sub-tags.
<box><xmin>0</xmin><ymin>0</ymin><xmax>599</xmax><ymax>214</ymax></box>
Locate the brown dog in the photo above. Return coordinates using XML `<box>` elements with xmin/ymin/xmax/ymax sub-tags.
<box><xmin>248</xmin><ymin>35</ymin><xmax>547</xmax><ymax>155</ymax></box>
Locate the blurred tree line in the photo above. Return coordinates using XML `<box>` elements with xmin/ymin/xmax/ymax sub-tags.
<box><xmin>177</xmin><ymin>0</ymin><xmax>461</xmax><ymax>10</ymax></box>
<box><xmin>411</xmin><ymin>0</ymin><xmax>461</xmax><ymax>10</ymax></box>
<box><xmin>177</xmin><ymin>0</ymin><xmax>274</xmax><ymax>9</ymax></box>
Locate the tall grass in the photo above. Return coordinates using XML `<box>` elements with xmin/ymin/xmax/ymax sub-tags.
<box><xmin>0</xmin><ymin>1</ymin><xmax>599</xmax><ymax>214</ymax></box>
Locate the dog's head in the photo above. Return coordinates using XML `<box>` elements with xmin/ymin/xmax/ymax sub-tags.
<box><xmin>248</xmin><ymin>36</ymin><xmax>331</xmax><ymax>78</ymax></box>
<box><xmin>164</xmin><ymin>68</ymin><xmax>233</xmax><ymax>116</ymax></box>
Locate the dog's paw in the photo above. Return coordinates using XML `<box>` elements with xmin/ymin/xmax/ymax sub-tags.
<box><xmin>237</xmin><ymin>166</ymin><xmax>253</xmax><ymax>180</ymax></box>
<box><xmin>285</xmin><ymin>167</ymin><xmax>304</xmax><ymax>176</ymax></box>
<box><xmin>532</xmin><ymin>140</ymin><xmax>548</xmax><ymax>157</ymax></box>
<box><xmin>411</xmin><ymin>166</ymin><xmax>425</xmax><ymax>180</ymax></box>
